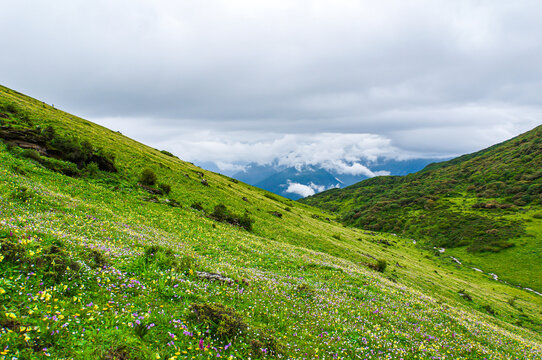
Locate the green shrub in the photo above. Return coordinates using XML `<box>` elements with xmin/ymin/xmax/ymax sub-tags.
<box><xmin>86</xmin><ymin>248</ymin><xmax>109</xmax><ymax>269</ymax></box>
<box><xmin>139</xmin><ymin>168</ymin><xmax>157</xmax><ymax>186</ymax></box>
<box><xmin>210</xmin><ymin>204</ymin><xmax>254</xmax><ymax>231</ymax></box>
<box><xmin>250</xmin><ymin>330</ymin><xmax>284</xmax><ymax>357</ymax></box>
<box><xmin>84</xmin><ymin>162</ymin><xmax>100</xmax><ymax>176</ymax></box>
<box><xmin>35</xmin><ymin>238</ymin><xmax>80</xmax><ymax>283</ymax></box>
<box><xmin>189</xmin><ymin>303</ymin><xmax>246</xmax><ymax>340</ymax></box>
<box><xmin>190</xmin><ymin>202</ymin><xmax>204</xmax><ymax>211</ymax></box>
<box><xmin>160</xmin><ymin>150</ymin><xmax>175</xmax><ymax>157</ymax></box>
<box><xmin>10</xmin><ymin>186</ymin><xmax>33</xmax><ymax>202</ymax></box>
<box><xmin>42</xmin><ymin>157</ymin><xmax>81</xmax><ymax>177</ymax></box>
<box><xmin>483</xmin><ymin>304</ymin><xmax>496</xmax><ymax>315</ymax></box>
<box><xmin>21</xmin><ymin>149</ymin><xmax>42</xmax><ymax>162</ymax></box>
<box><xmin>295</xmin><ymin>284</ymin><xmax>314</xmax><ymax>298</ymax></box>
<box><xmin>0</xmin><ymin>232</ymin><xmax>26</xmax><ymax>263</ymax></box>
<box><xmin>368</xmin><ymin>259</ymin><xmax>387</xmax><ymax>272</ymax></box>
<box><xmin>143</xmin><ymin>245</ymin><xmax>177</xmax><ymax>270</ymax></box>
<box><xmin>158</xmin><ymin>183</ymin><xmax>171</xmax><ymax>195</ymax></box>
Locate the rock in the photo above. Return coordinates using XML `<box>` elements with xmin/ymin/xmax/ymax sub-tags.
<box><xmin>201</xmin><ymin>179</ymin><xmax>209</xmax><ymax>186</ymax></box>
<box><xmin>0</xmin><ymin>113</ymin><xmax>9</xmax><ymax>119</ymax></box>
<box><xmin>242</xmin><ymin>197</ymin><xmax>249</xmax><ymax>202</ymax></box>
<box><xmin>196</xmin><ymin>271</ymin><xmax>234</xmax><ymax>286</ymax></box>
<box><xmin>138</xmin><ymin>183</ymin><xmax>163</xmax><ymax>195</ymax></box>
<box><xmin>269</xmin><ymin>211</ymin><xmax>282</xmax><ymax>218</ymax></box>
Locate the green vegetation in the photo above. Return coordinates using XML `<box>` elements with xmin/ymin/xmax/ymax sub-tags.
<box><xmin>140</xmin><ymin>168</ymin><xmax>157</xmax><ymax>186</ymax></box>
<box><xmin>302</xmin><ymin>126</ymin><xmax>542</xmax><ymax>289</ymax></box>
<box><xmin>0</xmin><ymin>85</ymin><xmax>541</xmax><ymax>358</ymax></box>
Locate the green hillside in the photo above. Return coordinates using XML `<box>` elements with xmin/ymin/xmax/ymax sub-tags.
<box><xmin>301</xmin><ymin>125</ymin><xmax>542</xmax><ymax>292</ymax></box>
<box><xmin>0</xmin><ymin>85</ymin><xmax>541</xmax><ymax>359</ymax></box>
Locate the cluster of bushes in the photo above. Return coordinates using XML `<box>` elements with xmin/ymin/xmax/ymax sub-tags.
<box><xmin>368</xmin><ymin>259</ymin><xmax>387</xmax><ymax>273</ymax></box>
<box><xmin>139</xmin><ymin>168</ymin><xmax>172</xmax><ymax>195</ymax></box>
<box><xmin>189</xmin><ymin>303</ymin><xmax>283</xmax><ymax>357</ymax></box>
<box><xmin>189</xmin><ymin>202</ymin><xmax>254</xmax><ymax>231</ymax></box>
<box><xmin>210</xmin><ymin>204</ymin><xmax>254</xmax><ymax>231</ymax></box>
<box><xmin>0</xmin><ymin>231</ymin><xmax>81</xmax><ymax>284</ymax></box>
<box><xmin>303</xmin><ymin>131</ymin><xmax>542</xmax><ymax>253</ymax></box>
<box><xmin>126</xmin><ymin>244</ymin><xmax>194</xmax><ymax>275</ymax></box>
<box><xmin>0</xmin><ymin>124</ymin><xmax>117</xmax><ymax>176</ymax></box>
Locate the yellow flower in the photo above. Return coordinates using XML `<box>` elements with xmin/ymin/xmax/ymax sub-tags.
<box><xmin>0</xmin><ymin>254</ymin><xmax>4</xmax><ymax>262</ymax></box>
<box><xmin>0</xmin><ymin>288</ymin><xmax>5</xmax><ymax>295</ymax></box>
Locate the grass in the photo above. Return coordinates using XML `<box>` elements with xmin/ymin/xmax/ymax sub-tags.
<box><xmin>301</xmin><ymin>125</ymin><xmax>542</xmax><ymax>291</ymax></box>
<box><xmin>0</xmin><ymin>84</ymin><xmax>541</xmax><ymax>358</ymax></box>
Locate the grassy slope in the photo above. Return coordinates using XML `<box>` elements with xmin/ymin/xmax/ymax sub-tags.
<box><xmin>0</xmin><ymin>85</ymin><xmax>541</xmax><ymax>359</ymax></box>
<box><xmin>301</xmin><ymin>126</ymin><xmax>542</xmax><ymax>291</ymax></box>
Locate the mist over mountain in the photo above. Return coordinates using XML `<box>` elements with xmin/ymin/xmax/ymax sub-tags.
<box><xmin>230</xmin><ymin>158</ymin><xmax>442</xmax><ymax>199</ymax></box>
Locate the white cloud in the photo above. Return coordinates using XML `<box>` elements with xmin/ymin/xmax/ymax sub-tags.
<box><xmin>285</xmin><ymin>181</ymin><xmax>329</xmax><ymax>198</ymax></box>
<box><xmin>2</xmin><ymin>1</ymin><xmax>542</xmax><ymax>168</ymax></box>
<box><xmin>321</xmin><ymin>160</ymin><xmax>391</xmax><ymax>177</ymax></box>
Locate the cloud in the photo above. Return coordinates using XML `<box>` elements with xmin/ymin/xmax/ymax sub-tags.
<box><xmin>323</xmin><ymin>161</ymin><xmax>391</xmax><ymax>177</ymax></box>
<box><xmin>285</xmin><ymin>181</ymin><xmax>328</xmax><ymax>198</ymax></box>
<box><xmin>1</xmin><ymin>1</ymin><xmax>541</xmax><ymax>168</ymax></box>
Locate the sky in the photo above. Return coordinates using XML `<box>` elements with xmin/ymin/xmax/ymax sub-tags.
<box><xmin>2</xmin><ymin>0</ymin><xmax>541</xmax><ymax>175</ymax></box>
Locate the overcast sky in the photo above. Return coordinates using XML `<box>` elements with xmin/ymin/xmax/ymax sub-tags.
<box><xmin>2</xmin><ymin>0</ymin><xmax>541</xmax><ymax>174</ymax></box>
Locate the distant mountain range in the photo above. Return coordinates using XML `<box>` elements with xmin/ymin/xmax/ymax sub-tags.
<box><xmin>231</xmin><ymin>158</ymin><xmax>444</xmax><ymax>199</ymax></box>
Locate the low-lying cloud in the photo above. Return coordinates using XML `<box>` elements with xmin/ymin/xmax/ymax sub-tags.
<box><xmin>285</xmin><ymin>181</ymin><xmax>330</xmax><ymax>198</ymax></box>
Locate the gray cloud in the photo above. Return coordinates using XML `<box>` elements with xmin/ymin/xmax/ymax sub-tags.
<box><xmin>1</xmin><ymin>0</ymin><xmax>541</xmax><ymax>169</ymax></box>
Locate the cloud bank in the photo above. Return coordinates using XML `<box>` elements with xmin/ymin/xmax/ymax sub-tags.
<box><xmin>285</xmin><ymin>181</ymin><xmax>330</xmax><ymax>198</ymax></box>
<box><xmin>1</xmin><ymin>1</ymin><xmax>541</xmax><ymax>170</ymax></box>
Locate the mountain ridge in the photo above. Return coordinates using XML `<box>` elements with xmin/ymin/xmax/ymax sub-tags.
<box><xmin>301</xmin><ymin>124</ymin><xmax>542</xmax><ymax>290</ymax></box>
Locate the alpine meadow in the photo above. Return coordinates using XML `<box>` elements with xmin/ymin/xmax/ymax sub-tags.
<box><xmin>0</xmin><ymin>84</ymin><xmax>541</xmax><ymax>360</ymax></box>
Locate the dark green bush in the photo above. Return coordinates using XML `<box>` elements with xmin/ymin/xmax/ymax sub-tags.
<box><xmin>86</xmin><ymin>248</ymin><xmax>109</xmax><ymax>269</ymax></box>
<box><xmin>0</xmin><ymin>232</ymin><xmax>26</xmax><ymax>263</ymax></box>
<box><xmin>210</xmin><ymin>204</ymin><xmax>254</xmax><ymax>231</ymax></box>
<box><xmin>42</xmin><ymin>157</ymin><xmax>81</xmax><ymax>177</ymax></box>
<box><xmin>189</xmin><ymin>303</ymin><xmax>246</xmax><ymax>340</ymax></box>
<box><xmin>160</xmin><ymin>150</ymin><xmax>175</xmax><ymax>157</ymax></box>
<box><xmin>35</xmin><ymin>238</ymin><xmax>80</xmax><ymax>283</ymax></box>
<box><xmin>143</xmin><ymin>245</ymin><xmax>177</xmax><ymax>270</ymax></box>
<box><xmin>21</xmin><ymin>149</ymin><xmax>42</xmax><ymax>162</ymax></box>
<box><xmin>368</xmin><ymin>259</ymin><xmax>387</xmax><ymax>272</ymax></box>
<box><xmin>376</xmin><ymin>259</ymin><xmax>387</xmax><ymax>272</ymax></box>
<box><xmin>10</xmin><ymin>186</ymin><xmax>33</xmax><ymax>202</ymax></box>
<box><xmin>190</xmin><ymin>202</ymin><xmax>204</xmax><ymax>212</ymax></box>
<box><xmin>158</xmin><ymin>183</ymin><xmax>171</xmax><ymax>195</ymax></box>
<box><xmin>249</xmin><ymin>331</ymin><xmax>284</xmax><ymax>357</ymax></box>
<box><xmin>139</xmin><ymin>168</ymin><xmax>157</xmax><ymax>186</ymax></box>
<box><xmin>83</xmin><ymin>162</ymin><xmax>100</xmax><ymax>176</ymax></box>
